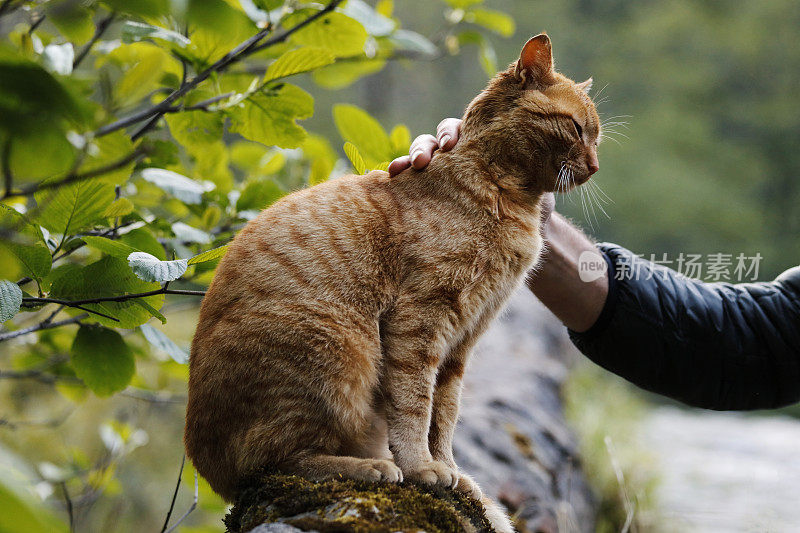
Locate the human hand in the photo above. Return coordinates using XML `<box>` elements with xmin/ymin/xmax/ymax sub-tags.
<box><xmin>387</xmin><ymin>118</ymin><xmax>556</xmax><ymax>228</ymax></box>
<box><xmin>388</xmin><ymin>118</ymin><xmax>462</xmax><ymax>176</ymax></box>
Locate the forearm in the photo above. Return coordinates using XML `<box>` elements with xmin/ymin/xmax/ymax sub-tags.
<box><xmin>569</xmin><ymin>245</ymin><xmax>800</xmax><ymax>410</ymax></box>
<box><xmin>526</xmin><ymin>213</ymin><xmax>609</xmax><ymax>332</ymax></box>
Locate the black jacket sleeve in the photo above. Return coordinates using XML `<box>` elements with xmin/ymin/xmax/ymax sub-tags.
<box><xmin>569</xmin><ymin>243</ymin><xmax>800</xmax><ymax>410</ymax></box>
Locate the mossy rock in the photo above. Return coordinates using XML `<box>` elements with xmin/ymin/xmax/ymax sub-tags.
<box><xmin>225</xmin><ymin>472</ymin><xmax>496</xmax><ymax>533</ymax></box>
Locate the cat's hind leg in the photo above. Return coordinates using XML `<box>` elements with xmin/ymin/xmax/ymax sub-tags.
<box><xmin>289</xmin><ymin>454</ymin><xmax>403</xmax><ymax>483</ymax></box>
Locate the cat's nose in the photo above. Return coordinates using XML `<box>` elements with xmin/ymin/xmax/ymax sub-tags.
<box><xmin>586</xmin><ymin>153</ymin><xmax>599</xmax><ymax>175</ymax></box>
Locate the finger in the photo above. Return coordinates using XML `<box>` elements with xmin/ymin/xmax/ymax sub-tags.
<box><xmin>436</xmin><ymin>118</ymin><xmax>462</xmax><ymax>151</ymax></box>
<box><xmin>388</xmin><ymin>155</ymin><xmax>411</xmax><ymax>177</ymax></box>
<box><xmin>539</xmin><ymin>192</ymin><xmax>556</xmax><ymax>227</ymax></box>
<box><xmin>409</xmin><ymin>134</ymin><xmax>438</xmax><ymax>169</ymax></box>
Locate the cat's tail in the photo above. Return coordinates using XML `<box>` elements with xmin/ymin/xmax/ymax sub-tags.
<box><xmin>481</xmin><ymin>496</ymin><xmax>515</xmax><ymax>533</ymax></box>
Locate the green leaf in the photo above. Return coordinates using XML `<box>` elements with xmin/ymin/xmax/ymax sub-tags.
<box><xmin>139</xmin><ymin>168</ymin><xmax>213</xmax><ymax>205</ymax></box>
<box><xmin>120</xmin><ymin>227</ymin><xmax>165</xmax><ymax>260</ymax></box>
<box><xmin>389</xmin><ymin>29</ymin><xmax>439</xmax><ymax>58</ymax></box>
<box><xmin>0</xmin><ymin>480</ymin><xmax>68</xmax><ymax>533</ymax></box>
<box><xmin>344</xmin><ymin>142</ymin><xmax>366</xmax><ymax>175</ymax></box>
<box><xmin>77</xmin><ymin>131</ymin><xmax>137</xmax><ymax>186</ymax></box>
<box><xmin>0</xmin><ymin>280</ymin><xmax>22</xmax><ymax>323</ymax></box>
<box><xmin>303</xmin><ymin>134</ymin><xmax>337</xmax><ymax>185</ymax></box>
<box><xmin>333</xmin><ymin>104</ymin><xmax>392</xmax><ymax>166</ymax></box>
<box><xmin>166</xmin><ymin>110</ymin><xmax>223</xmax><ymax>148</ymax></box>
<box><xmin>376</xmin><ymin>0</ymin><xmax>393</xmax><ymax>17</ymax></box>
<box><xmin>140</xmin><ymin>324</ymin><xmax>188</xmax><ymax>364</ymax></box>
<box><xmin>9</xmin><ymin>127</ymin><xmax>75</xmax><ymax>181</ymax></box>
<box><xmin>444</xmin><ymin>0</ymin><xmax>484</xmax><ymax>8</ymax></box>
<box><xmin>236</xmin><ymin>178</ymin><xmax>285</xmax><ymax>211</ymax></box>
<box><xmin>164</xmin><ymin>111</ymin><xmax>232</xmax><ymax>192</ymax></box>
<box><xmin>102</xmin><ymin>0</ymin><xmax>169</xmax><ymax>18</ymax></box>
<box><xmin>311</xmin><ymin>57</ymin><xmax>385</xmax><ymax>89</ymax></box>
<box><xmin>128</xmin><ymin>252</ymin><xmax>188</xmax><ymax>282</ymax></box>
<box><xmin>458</xmin><ymin>31</ymin><xmax>496</xmax><ymax>77</ymax></box>
<box><xmin>390</xmin><ymin>124</ymin><xmax>411</xmax><ymax>154</ymax></box>
<box><xmin>102</xmin><ymin>198</ymin><xmax>135</xmax><ymax>218</ymax></box>
<box><xmin>121</xmin><ymin>21</ymin><xmax>191</xmax><ymax>48</ymax></box>
<box><xmin>341</xmin><ymin>0</ymin><xmax>396</xmax><ymax>36</ymax></box>
<box><xmin>46</xmin><ymin>1</ymin><xmax>95</xmax><ymax>44</ymax></box>
<box><xmin>0</xmin><ymin>242</ymin><xmax>51</xmax><ymax>282</ymax></box>
<box><xmin>50</xmin><ymin>256</ymin><xmax>164</xmax><ymax>328</ymax></box>
<box><xmin>188</xmin><ymin>0</ymin><xmax>255</xmax><ymax>41</ymax></box>
<box><xmin>263</xmin><ymin>47</ymin><xmax>336</xmax><ymax>83</ymax></box>
<box><xmin>71</xmin><ymin>326</ymin><xmax>135</xmax><ymax>397</ymax></box>
<box><xmin>466</xmin><ymin>7</ymin><xmax>515</xmax><ymax>38</ymax></box>
<box><xmin>82</xmin><ymin>236</ymin><xmax>139</xmax><ymax>259</ymax></box>
<box><xmin>227</xmin><ymin>84</ymin><xmax>314</xmax><ymax>149</ymax></box>
<box><xmin>188</xmin><ymin>245</ymin><xmax>229</xmax><ymax>265</ymax></box>
<box><xmin>289</xmin><ymin>11</ymin><xmax>367</xmax><ymax>57</ymax></box>
<box><xmin>108</xmin><ymin>43</ymin><xmax>181</xmax><ymax>106</ymax></box>
<box><xmin>34</xmin><ymin>179</ymin><xmax>116</xmax><ymax>239</ymax></box>
<box><xmin>133</xmin><ymin>299</ymin><xmax>166</xmax><ymax>324</ymax></box>
<box><xmin>0</xmin><ymin>57</ymin><xmax>83</xmax><ymax>136</ymax></box>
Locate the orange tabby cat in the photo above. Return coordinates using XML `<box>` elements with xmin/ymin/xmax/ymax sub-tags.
<box><xmin>185</xmin><ymin>33</ymin><xmax>599</xmax><ymax>531</ymax></box>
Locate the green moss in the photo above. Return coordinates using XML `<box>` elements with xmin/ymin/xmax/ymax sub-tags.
<box><xmin>224</xmin><ymin>471</ymin><xmax>495</xmax><ymax>533</ymax></box>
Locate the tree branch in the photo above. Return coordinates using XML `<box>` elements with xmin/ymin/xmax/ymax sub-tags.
<box><xmin>22</xmin><ymin>288</ymin><xmax>205</xmax><ymax>309</ymax></box>
<box><xmin>73</xmin><ymin>12</ymin><xmax>116</xmax><ymax>69</ymax></box>
<box><xmin>0</xmin><ymin>0</ymin><xmax>20</xmax><ymax>18</ymax></box>
<box><xmin>95</xmin><ymin>0</ymin><xmax>344</xmax><ymax>139</ymax></box>
<box><xmin>0</xmin><ymin>314</ymin><xmax>88</xmax><ymax>343</ymax></box>
<box><xmin>2</xmin><ymin>138</ymin><xmax>11</xmax><ymax>198</ymax></box>
<box><xmin>161</xmin><ymin>455</ymin><xmax>185</xmax><ymax>533</ymax></box>
<box><xmin>1</xmin><ymin>149</ymin><xmax>146</xmax><ymax>200</ymax></box>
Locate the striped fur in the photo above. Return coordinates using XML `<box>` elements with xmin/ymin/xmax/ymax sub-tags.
<box><xmin>185</xmin><ymin>34</ymin><xmax>599</xmax><ymax>531</ymax></box>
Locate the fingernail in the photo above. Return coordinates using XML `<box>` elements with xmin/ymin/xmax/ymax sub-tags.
<box><xmin>439</xmin><ymin>134</ymin><xmax>451</xmax><ymax>147</ymax></box>
<box><xmin>411</xmin><ymin>150</ymin><xmax>422</xmax><ymax>165</ymax></box>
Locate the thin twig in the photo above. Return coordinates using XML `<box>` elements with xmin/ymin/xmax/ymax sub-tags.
<box><xmin>28</xmin><ymin>13</ymin><xmax>45</xmax><ymax>33</ymax></box>
<box><xmin>164</xmin><ymin>472</ymin><xmax>198</xmax><ymax>533</ymax></box>
<box><xmin>1</xmin><ymin>149</ymin><xmax>146</xmax><ymax>200</ymax></box>
<box><xmin>73</xmin><ymin>12</ymin><xmax>116</xmax><ymax>69</ymax></box>
<box><xmin>160</xmin><ymin>455</ymin><xmax>186</xmax><ymax>533</ymax></box>
<box><xmin>0</xmin><ymin>314</ymin><xmax>88</xmax><ymax>343</ymax></box>
<box><xmin>2</xmin><ymin>138</ymin><xmax>11</xmax><ymax>198</ymax></box>
<box><xmin>0</xmin><ymin>0</ymin><xmax>19</xmax><ymax>17</ymax></box>
<box><xmin>96</xmin><ymin>0</ymin><xmax>343</xmax><ymax>139</ymax></box>
<box><xmin>60</xmin><ymin>481</ymin><xmax>75</xmax><ymax>533</ymax></box>
<box><xmin>22</xmin><ymin>288</ymin><xmax>205</xmax><ymax>308</ymax></box>
<box><xmin>16</xmin><ymin>220</ymin><xmax>140</xmax><ymax>287</ymax></box>
<box><xmin>120</xmin><ymin>388</ymin><xmax>186</xmax><ymax>404</ymax></box>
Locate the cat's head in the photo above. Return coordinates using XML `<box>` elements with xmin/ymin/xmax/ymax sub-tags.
<box><xmin>462</xmin><ymin>33</ymin><xmax>600</xmax><ymax>193</ymax></box>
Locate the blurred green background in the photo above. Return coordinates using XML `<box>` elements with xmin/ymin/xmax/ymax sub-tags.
<box><xmin>326</xmin><ymin>0</ymin><xmax>799</xmax><ymax>280</ymax></box>
<box><xmin>1</xmin><ymin>0</ymin><xmax>798</xmax><ymax>532</ymax></box>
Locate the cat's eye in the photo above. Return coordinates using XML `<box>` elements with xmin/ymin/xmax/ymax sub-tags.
<box><xmin>571</xmin><ymin>118</ymin><xmax>583</xmax><ymax>139</ymax></box>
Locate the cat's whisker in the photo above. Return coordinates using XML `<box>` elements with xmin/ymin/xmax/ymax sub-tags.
<box><xmin>603</xmin><ymin>130</ymin><xmax>630</xmax><ymax>140</ymax></box>
<box><xmin>587</xmin><ymin>181</ymin><xmax>611</xmax><ymax>220</ymax></box>
<box><xmin>590</xmin><ymin>181</ymin><xmax>614</xmax><ymax>204</ymax></box>
<box><xmin>579</xmin><ymin>183</ymin><xmax>595</xmax><ymax>230</ymax></box>
<box><xmin>592</xmin><ymin>83</ymin><xmax>610</xmax><ymax>100</ymax></box>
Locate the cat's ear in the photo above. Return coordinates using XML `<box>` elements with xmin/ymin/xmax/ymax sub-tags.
<box><xmin>576</xmin><ymin>77</ymin><xmax>593</xmax><ymax>94</ymax></box>
<box><xmin>515</xmin><ymin>33</ymin><xmax>554</xmax><ymax>87</ymax></box>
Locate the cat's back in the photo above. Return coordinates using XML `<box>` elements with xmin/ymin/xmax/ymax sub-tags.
<box><xmin>196</xmin><ymin>172</ymin><xmax>402</xmax><ymax>339</ymax></box>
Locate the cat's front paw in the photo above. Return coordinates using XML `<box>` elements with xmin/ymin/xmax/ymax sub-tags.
<box><xmin>403</xmin><ymin>460</ymin><xmax>458</xmax><ymax>488</ymax></box>
<box><xmin>454</xmin><ymin>471</ymin><xmax>482</xmax><ymax>500</ymax></box>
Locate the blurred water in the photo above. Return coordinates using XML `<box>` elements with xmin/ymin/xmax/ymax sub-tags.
<box><xmin>641</xmin><ymin>407</ymin><xmax>800</xmax><ymax>532</ymax></box>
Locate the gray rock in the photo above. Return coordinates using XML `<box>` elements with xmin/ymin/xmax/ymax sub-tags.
<box><xmin>455</xmin><ymin>289</ymin><xmax>595</xmax><ymax>532</ymax></box>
